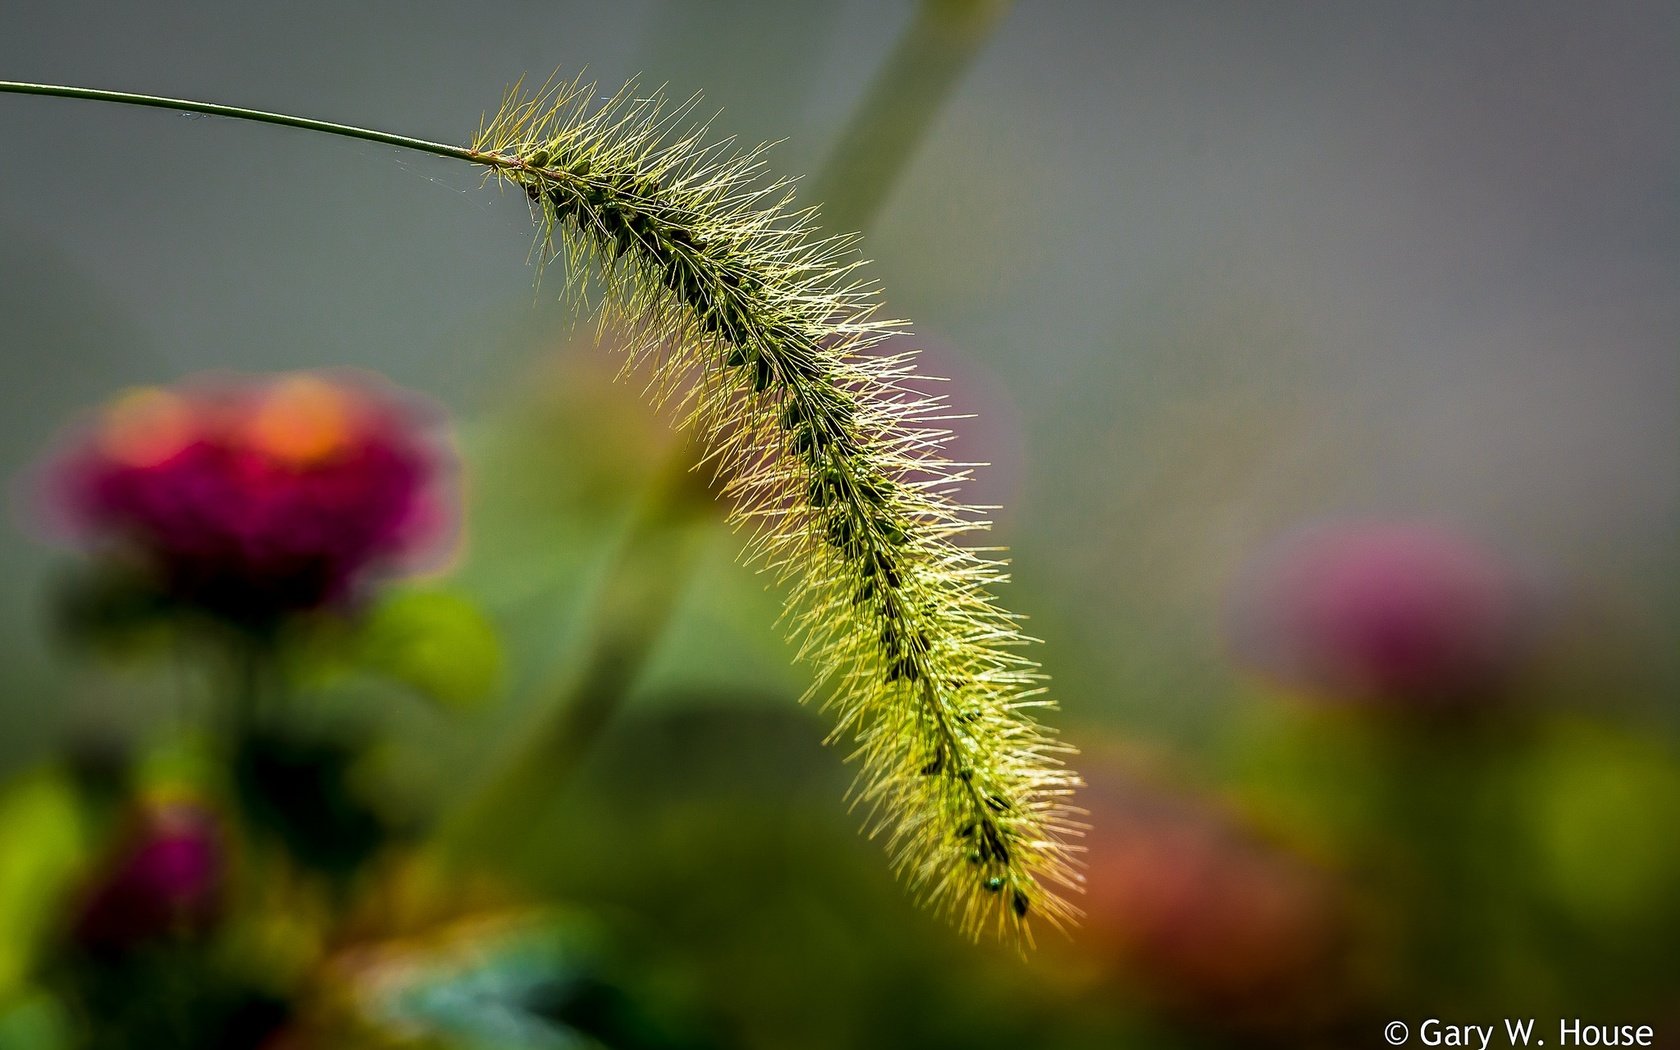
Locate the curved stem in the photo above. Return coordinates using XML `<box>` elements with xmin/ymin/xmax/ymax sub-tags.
<box><xmin>0</xmin><ymin>80</ymin><xmax>497</xmax><ymax>167</ymax></box>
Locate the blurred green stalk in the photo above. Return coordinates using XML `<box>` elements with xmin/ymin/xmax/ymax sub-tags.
<box><xmin>811</xmin><ymin>0</ymin><xmax>1017</xmax><ymax>234</ymax></box>
<box><xmin>435</xmin><ymin>450</ymin><xmax>714</xmax><ymax>858</ymax></box>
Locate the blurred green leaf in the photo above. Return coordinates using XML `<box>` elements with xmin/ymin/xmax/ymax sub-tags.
<box><xmin>0</xmin><ymin>989</ymin><xmax>72</xmax><ymax>1050</ymax></box>
<box><xmin>359</xmin><ymin>913</ymin><xmax>715</xmax><ymax>1050</ymax></box>
<box><xmin>1523</xmin><ymin>721</ymin><xmax>1680</xmax><ymax>930</ymax></box>
<box><xmin>372</xmin><ymin>921</ymin><xmax>594</xmax><ymax>1050</ymax></box>
<box><xmin>0</xmin><ymin>769</ymin><xmax>88</xmax><ymax>996</ymax></box>
<box><xmin>354</xmin><ymin>589</ymin><xmax>505</xmax><ymax>711</ymax></box>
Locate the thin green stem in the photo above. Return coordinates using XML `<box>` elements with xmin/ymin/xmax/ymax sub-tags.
<box><xmin>221</xmin><ymin>633</ymin><xmax>267</xmax><ymax>752</ymax></box>
<box><xmin>0</xmin><ymin>80</ymin><xmax>499</xmax><ymax>167</ymax></box>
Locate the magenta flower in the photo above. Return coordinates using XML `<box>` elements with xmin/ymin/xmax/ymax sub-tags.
<box><xmin>1227</xmin><ymin>520</ymin><xmax>1532</xmax><ymax>708</ymax></box>
<box><xmin>72</xmin><ymin>801</ymin><xmax>225</xmax><ymax>951</ymax></box>
<box><xmin>42</xmin><ymin>372</ymin><xmax>453</xmax><ymax>626</ymax></box>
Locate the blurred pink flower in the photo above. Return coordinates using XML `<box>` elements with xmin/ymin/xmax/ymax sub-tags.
<box><xmin>1227</xmin><ymin>520</ymin><xmax>1532</xmax><ymax>708</ymax></box>
<box><xmin>73</xmin><ymin>801</ymin><xmax>225</xmax><ymax>951</ymax></box>
<box><xmin>40</xmin><ymin>372</ymin><xmax>453</xmax><ymax>626</ymax></box>
<box><xmin>1074</xmin><ymin>762</ymin><xmax>1359</xmax><ymax>1036</ymax></box>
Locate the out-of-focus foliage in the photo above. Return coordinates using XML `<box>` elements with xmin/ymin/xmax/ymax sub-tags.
<box><xmin>1</xmin><ymin>348</ymin><xmax>1676</xmax><ymax>1046</ymax></box>
<box><xmin>350</xmin><ymin>589</ymin><xmax>505</xmax><ymax>711</ymax></box>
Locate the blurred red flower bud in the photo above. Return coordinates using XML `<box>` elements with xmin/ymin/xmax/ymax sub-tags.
<box><xmin>72</xmin><ymin>801</ymin><xmax>225</xmax><ymax>951</ymax></box>
<box><xmin>1226</xmin><ymin>520</ymin><xmax>1533</xmax><ymax>708</ymax></box>
<box><xmin>37</xmin><ymin>372</ymin><xmax>454</xmax><ymax>627</ymax></box>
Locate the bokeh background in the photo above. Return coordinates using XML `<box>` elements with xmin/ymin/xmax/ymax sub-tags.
<box><xmin>0</xmin><ymin>2</ymin><xmax>1676</xmax><ymax>1047</ymax></box>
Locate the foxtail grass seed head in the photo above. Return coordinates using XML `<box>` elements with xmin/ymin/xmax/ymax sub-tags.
<box><xmin>474</xmin><ymin>76</ymin><xmax>1083</xmax><ymax>942</ymax></box>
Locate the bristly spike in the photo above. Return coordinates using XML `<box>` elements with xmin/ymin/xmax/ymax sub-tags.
<box><xmin>475</xmin><ymin>75</ymin><xmax>1084</xmax><ymax>943</ymax></box>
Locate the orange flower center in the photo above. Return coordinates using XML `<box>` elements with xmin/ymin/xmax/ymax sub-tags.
<box><xmin>246</xmin><ymin>376</ymin><xmax>359</xmax><ymax>466</ymax></box>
